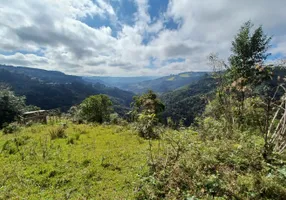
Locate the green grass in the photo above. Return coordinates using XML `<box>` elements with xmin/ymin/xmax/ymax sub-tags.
<box><xmin>0</xmin><ymin>123</ymin><xmax>151</xmax><ymax>199</ymax></box>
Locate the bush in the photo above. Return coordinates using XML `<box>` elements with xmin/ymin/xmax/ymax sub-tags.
<box><xmin>2</xmin><ymin>123</ymin><xmax>21</xmax><ymax>135</ymax></box>
<box><xmin>135</xmin><ymin>114</ymin><xmax>160</xmax><ymax>139</ymax></box>
<box><xmin>49</xmin><ymin>127</ymin><xmax>67</xmax><ymax>140</ymax></box>
<box><xmin>136</xmin><ymin>129</ymin><xmax>286</xmax><ymax>199</ymax></box>
<box><xmin>79</xmin><ymin>94</ymin><xmax>113</xmax><ymax>123</ymax></box>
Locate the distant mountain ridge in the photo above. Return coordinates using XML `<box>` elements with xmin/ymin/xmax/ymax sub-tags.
<box><xmin>83</xmin><ymin>76</ymin><xmax>160</xmax><ymax>89</ymax></box>
<box><xmin>0</xmin><ymin>65</ymin><xmax>81</xmax><ymax>84</ymax></box>
<box><xmin>84</xmin><ymin>72</ymin><xmax>210</xmax><ymax>94</ymax></box>
<box><xmin>0</xmin><ymin>65</ymin><xmax>135</xmax><ymax>115</ymax></box>
<box><xmin>123</xmin><ymin>72</ymin><xmax>209</xmax><ymax>94</ymax></box>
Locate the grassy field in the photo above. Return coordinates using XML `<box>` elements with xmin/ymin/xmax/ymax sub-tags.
<box><xmin>0</xmin><ymin>123</ymin><xmax>151</xmax><ymax>199</ymax></box>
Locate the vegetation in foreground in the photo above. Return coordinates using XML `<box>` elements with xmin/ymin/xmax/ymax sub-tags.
<box><xmin>0</xmin><ymin>123</ymin><xmax>151</xmax><ymax>199</ymax></box>
<box><xmin>136</xmin><ymin>128</ymin><xmax>286</xmax><ymax>199</ymax></box>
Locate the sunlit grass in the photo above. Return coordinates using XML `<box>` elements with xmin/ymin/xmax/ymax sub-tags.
<box><xmin>0</xmin><ymin>123</ymin><xmax>151</xmax><ymax>199</ymax></box>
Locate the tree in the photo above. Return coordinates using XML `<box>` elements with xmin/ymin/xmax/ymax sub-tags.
<box><xmin>229</xmin><ymin>20</ymin><xmax>272</xmax><ymax>84</ymax></box>
<box><xmin>0</xmin><ymin>86</ymin><xmax>26</xmax><ymax>128</ymax></box>
<box><xmin>130</xmin><ymin>90</ymin><xmax>165</xmax><ymax>139</ymax></box>
<box><xmin>228</xmin><ymin>21</ymin><xmax>272</xmax><ymax>127</ymax></box>
<box><xmin>130</xmin><ymin>90</ymin><xmax>165</xmax><ymax>121</ymax></box>
<box><xmin>79</xmin><ymin>94</ymin><xmax>113</xmax><ymax>123</ymax></box>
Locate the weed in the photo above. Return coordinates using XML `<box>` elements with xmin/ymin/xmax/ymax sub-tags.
<box><xmin>49</xmin><ymin>127</ymin><xmax>67</xmax><ymax>140</ymax></box>
<box><xmin>67</xmin><ymin>137</ymin><xmax>75</xmax><ymax>145</ymax></box>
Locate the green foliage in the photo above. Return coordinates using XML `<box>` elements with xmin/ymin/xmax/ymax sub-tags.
<box><xmin>131</xmin><ymin>91</ymin><xmax>165</xmax><ymax>139</ymax></box>
<box><xmin>206</xmin><ymin>22</ymin><xmax>286</xmax><ymax>160</ymax></box>
<box><xmin>2</xmin><ymin>123</ymin><xmax>21</xmax><ymax>135</ymax></box>
<box><xmin>229</xmin><ymin>20</ymin><xmax>272</xmax><ymax>84</ymax></box>
<box><xmin>131</xmin><ymin>90</ymin><xmax>165</xmax><ymax>120</ymax></box>
<box><xmin>161</xmin><ymin>75</ymin><xmax>217</xmax><ymax>127</ymax></box>
<box><xmin>109</xmin><ymin>113</ymin><xmax>127</xmax><ymax>125</ymax></box>
<box><xmin>136</xmin><ymin>114</ymin><xmax>159</xmax><ymax>139</ymax></box>
<box><xmin>135</xmin><ymin>21</ymin><xmax>286</xmax><ymax>199</ymax></box>
<box><xmin>49</xmin><ymin>126</ymin><xmax>67</xmax><ymax>140</ymax></box>
<box><xmin>68</xmin><ymin>105</ymin><xmax>83</xmax><ymax>123</ymax></box>
<box><xmin>137</xmin><ymin>130</ymin><xmax>286</xmax><ymax>199</ymax></box>
<box><xmin>0</xmin><ymin>87</ymin><xmax>26</xmax><ymax>128</ymax></box>
<box><xmin>79</xmin><ymin>94</ymin><xmax>113</xmax><ymax>123</ymax></box>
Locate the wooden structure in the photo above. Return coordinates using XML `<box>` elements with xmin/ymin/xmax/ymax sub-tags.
<box><xmin>21</xmin><ymin>110</ymin><xmax>48</xmax><ymax>124</ymax></box>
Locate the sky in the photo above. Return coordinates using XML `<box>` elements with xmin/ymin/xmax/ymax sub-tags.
<box><xmin>0</xmin><ymin>0</ymin><xmax>286</xmax><ymax>76</ymax></box>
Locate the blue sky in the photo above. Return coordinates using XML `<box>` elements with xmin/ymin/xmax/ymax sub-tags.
<box><xmin>0</xmin><ymin>0</ymin><xmax>285</xmax><ymax>76</ymax></box>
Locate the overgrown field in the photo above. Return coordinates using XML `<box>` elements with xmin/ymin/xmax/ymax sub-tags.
<box><xmin>1</xmin><ymin>123</ymin><xmax>286</xmax><ymax>199</ymax></box>
<box><xmin>0</xmin><ymin>123</ymin><xmax>151</xmax><ymax>199</ymax></box>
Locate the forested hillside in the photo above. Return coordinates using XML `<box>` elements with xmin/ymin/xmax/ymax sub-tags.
<box><xmin>83</xmin><ymin>76</ymin><xmax>159</xmax><ymax>89</ymax></box>
<box><xmin>0</xmin><ymin>66</ymin><xmax>134</xmax><ymax>114</ymax></box>
<box><xmin>124</xmin><ymin>72</ymin><xmax>207</xmax><ymax>94</ymax></box>
<box><xmin>0</xmin><ymin>65</ymin><xmax>81</xmax><ymax>83</ymax></box>
<box><xmin>161</xmin><ymin>75</ymin><xmax>217</xmax><ymax>126</ymax></box>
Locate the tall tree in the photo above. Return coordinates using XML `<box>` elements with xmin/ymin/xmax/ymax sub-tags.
<box><xmin>229</xmin><ymin>20</ymin><xmax>272</xmax><ymax>85</ymax></box>
<box><xmin>228</xmin><ymin>21</ymin><xmax>272</xmax><ymax>127</ymax></box>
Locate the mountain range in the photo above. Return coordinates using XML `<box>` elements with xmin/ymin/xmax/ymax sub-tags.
<box><xmin>84</xmin><ymin>72</ymin><xmax>208</xmax><ymax>94</ymax></box>
<box><xmin>0</xmin><ymin>65</ymin><xmax>134</xmax><ymax>115</ymax></box>
<box><xmin>0</xmin><ymin>64</ymin><xmax>214</xmax><ymax>123</ymax></box>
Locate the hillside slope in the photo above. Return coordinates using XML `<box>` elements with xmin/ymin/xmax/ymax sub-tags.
<box><xmin>161</xmin><ymin>75</ymin><xmax>217</xmax><ymax>126</ymax></box>
<box><xmin>0</xmin><ymin>123</ymin><xmax>150</xmax><ymax>199</ymax></box>
<box><xmin>125</xmin><ymin>72</ymin><xmax>208</xmax><ymax>94</ymax></box>
<box><xmin>160</xmin><ymin>67</ymin><xmax>286</xmax><ymax>127</ymax></box>
<box><xmin>0</xmin><ymin>65</ymin><xmax>135</xmax><ymax>114</ymax></box>
<box><xmin>0</xmin><ymin>65</ymin><xmax>81</xmax><ymax>83</ymax></box>
<box><xmin>83</xmin><ymin>76</ymin><xmax>159</xmax><ymax>89</ymax></box>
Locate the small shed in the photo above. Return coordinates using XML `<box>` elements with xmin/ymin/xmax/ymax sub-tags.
<box><xmin>21</xmin><ymin>110</ymin><xmax>48</xmax><ymax>124</ymax></box>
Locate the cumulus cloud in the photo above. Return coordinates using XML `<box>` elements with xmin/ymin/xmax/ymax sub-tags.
<box><xmin>0</xmin><ymin>0</ymin><xmax>285</xmax><ymax>76</ymax></box>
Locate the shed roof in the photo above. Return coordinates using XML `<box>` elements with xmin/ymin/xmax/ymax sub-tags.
<box><xmin>23</xmin><ymin>110</ymin><xmax>47</xmax><ymax>115</ymax></box>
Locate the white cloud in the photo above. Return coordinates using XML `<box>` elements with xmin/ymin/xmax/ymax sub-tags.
<box><xmin>0</xmin><ymin>0</ymin><xmax>285</xmax><ymax>76</ymax></box>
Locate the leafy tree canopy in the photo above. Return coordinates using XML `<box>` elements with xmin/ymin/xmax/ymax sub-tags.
<box><xmin>229</xmin><ymin>20</ymin><xmax>272</xmax><ymax>85</ymax></box>
<box><xmin>130</xmin><ymin>90</ymin><xmax>165</xmax><ymax>121</ymax></box>
<box><xmin>0</xmin><ymin>86</ymin><xmax>26</xmax><ymax>128</ymax></box>
<box><xmin>79</xmin><ymin>94</ymin><xmax>113</xmax><ymax>123</ymax></box>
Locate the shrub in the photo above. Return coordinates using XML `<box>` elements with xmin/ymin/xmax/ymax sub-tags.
<box><xmin>136</xmin><ymin>129</ymin><xmax>286</xmax><ymax>199</ymax></box>
<box><xmin>3</xmin><ymin>123</ymin><xmax>21</xmax><ymax>135</ymax></box>
<box><xmin>49</xmin><ymin>127</ymin><xmax>67</xmax><ymax>140</ymax></box>
<box><xmin>79</xmin><ymin>94</ymin><xmax>113</xmax><ymax>123</ymax></box>
<box><xmin>135</xmin><ymin>114</ymin><xmax>160</xmax><ymax>139</ymax></box>
<box><xmin>110</xmin><ymin>113</ymin><xmax>120</xmax><ymax>124</ymax></box>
